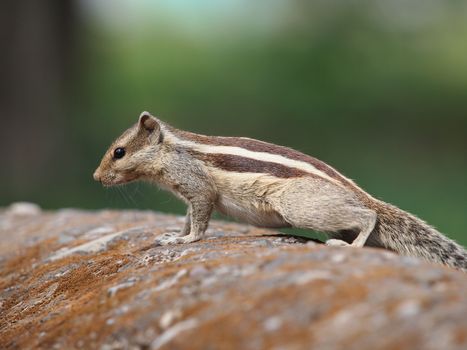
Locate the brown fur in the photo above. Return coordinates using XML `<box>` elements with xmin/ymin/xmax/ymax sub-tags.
<box><xmin>171</xmin><ymin>128</ymin><xmax>359</xmax><ymax>190</ymax></box>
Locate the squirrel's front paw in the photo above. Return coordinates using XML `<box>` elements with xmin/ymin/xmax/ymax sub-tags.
<box><xmin>325</xmin><ymin>239</ymin><xmax>350</xmax><ymax>247</ymax></box>
<box><xmin>154</xmin><ymin>231</ymin><xmax>183</xmax><ymax>246</ymax></box>
<box><xmin>154</xmin><ymin>232</ymin><xmax>201</xmax><ymax>246</ymax></box>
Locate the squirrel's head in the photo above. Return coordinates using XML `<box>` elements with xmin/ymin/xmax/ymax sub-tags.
<box><xmin>93</xmin><ymin>111</ymin><xmax>163</xmax><ymax>186</ymax></box>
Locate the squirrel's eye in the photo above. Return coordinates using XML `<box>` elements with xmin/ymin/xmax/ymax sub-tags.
<box><xmin>113</xmin><ymin>147</ymin><xmax>126</xmax><ymax>159</ymax></box>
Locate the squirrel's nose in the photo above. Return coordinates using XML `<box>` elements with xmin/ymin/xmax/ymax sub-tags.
<box><xmin>93</xmin><ymin>170</ymin><xmax>101</xmax><ymax>182</ymax></box>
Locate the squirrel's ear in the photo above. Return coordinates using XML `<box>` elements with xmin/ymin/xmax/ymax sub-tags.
<box><xmin>138</xmin><ymin>111</ymin><xmax>160</xmax><ymax>133</ymax></box>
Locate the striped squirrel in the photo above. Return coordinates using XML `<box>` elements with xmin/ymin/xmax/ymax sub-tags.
<box><xmin>93</xmin><ymin>111</ymin><xmax>467</xmax><ymax>271</ymax></box>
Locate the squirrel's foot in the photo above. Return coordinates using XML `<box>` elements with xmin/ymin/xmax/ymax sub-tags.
<box><xmin>162</xmin><ymin>230</ymin><xmax>186</xmax><ymax>238</ymax></box>
<box><xmin>155</xmin><ymin>232</ymin><xmax>201</xmax><ymax>246</ymax></box>
<box><xmin>154</xmin><ymin>231</ymin><xmax>184</xmax><ymax>246</ymax></box>
<box><xmin>325</xmin><ymin>239</ymin><xmax>350</xmax><ymax>247</ymax></box>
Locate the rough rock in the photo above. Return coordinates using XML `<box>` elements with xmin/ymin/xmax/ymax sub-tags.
<box><xmin>0</xmin><ymin>203</ymin><xmax>466</xmax><ymax>350</ymax></box>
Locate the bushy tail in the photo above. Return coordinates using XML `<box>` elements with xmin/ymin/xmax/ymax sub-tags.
<box><xmin>371</xmin><ymin>201</ymin><xmax>467</xmax><ymax>271</ymax></box>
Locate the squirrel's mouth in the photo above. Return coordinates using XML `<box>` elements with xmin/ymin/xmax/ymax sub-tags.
<box><xmin>100</xmin><ymin>173</ymin><xmax>139</xmax><ymax>187</ymax></box>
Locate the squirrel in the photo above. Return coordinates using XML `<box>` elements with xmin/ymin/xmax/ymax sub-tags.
<box><xmin>93</xmin><ymin>111</ymin><xmax>467</xmax><ymax>271</ymax></box>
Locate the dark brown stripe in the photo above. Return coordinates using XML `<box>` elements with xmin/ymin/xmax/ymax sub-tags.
<box><xmin>170</xmin><ymin>128</ymin><xmax>355</xmax><ymax>187</ymax></box>
<box><xmin>193</xmin><ymin>152</ymin><xmax>310</xmax><ymax>179</ymax></box>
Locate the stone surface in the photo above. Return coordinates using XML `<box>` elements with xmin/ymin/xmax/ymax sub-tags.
<box><xmin>0</xmin><ymin>203</ymin><xmax>466</xmax><ymax>350</ymax></box>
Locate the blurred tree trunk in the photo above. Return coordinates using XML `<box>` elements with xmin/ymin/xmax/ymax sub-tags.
<box><xmin>0</xmin><ymin>0</ymin><xmax>76</xmax><ymax>196</ymax></box>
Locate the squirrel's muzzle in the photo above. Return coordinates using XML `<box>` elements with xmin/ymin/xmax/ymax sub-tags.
<box><xmin>93</xmin><ymin>170</ymin><xmax>101</xmax><ymax>182</ymax></box>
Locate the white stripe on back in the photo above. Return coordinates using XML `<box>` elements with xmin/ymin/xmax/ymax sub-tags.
<box><xmin>162</xmin><ymin>127</ymin><xmax>346</xmax><ymax>187</ymax></box>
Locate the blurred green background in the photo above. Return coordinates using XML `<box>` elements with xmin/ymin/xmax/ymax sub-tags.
<box><xmin>1</xmin><ymin>1</ymin><xmax>466</xmax><ymax>246</ymax></box>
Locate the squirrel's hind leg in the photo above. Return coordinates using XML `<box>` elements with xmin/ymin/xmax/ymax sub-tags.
<box><xmin>276</xmin><ymin>178</ymin><xmax>377</xmax><ymax>248</ymax></box>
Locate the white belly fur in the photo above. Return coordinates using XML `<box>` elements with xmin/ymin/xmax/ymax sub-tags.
<box><xmin>209</xmin><ymin>169</ymin><xmax>290</xmax><ymax>228</ymax></box>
